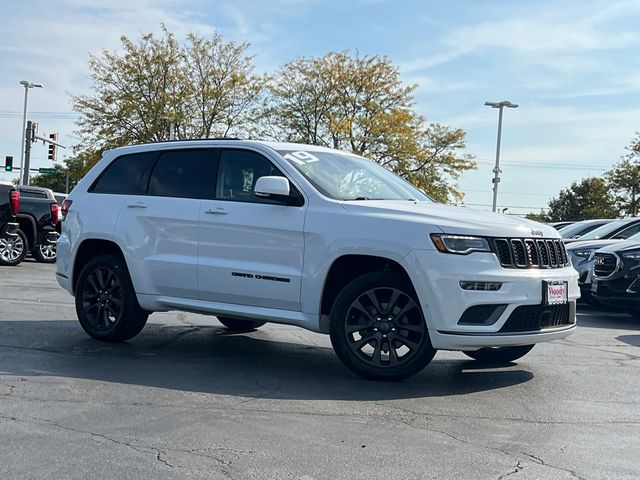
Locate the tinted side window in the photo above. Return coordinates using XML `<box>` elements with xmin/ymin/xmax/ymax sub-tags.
<box><xmin>613</xmin><ymin>223</ymin><xmax>640</xmax><ymax>239</ymax></box>
<box><xmin>91</xmin><ymin>152</ymin><xmax>157</xmax><ymax>195</ymax></box>
<box><xmin>148</xmin><ymin>149</ymin><xmax>213</xmax><ymax>199</ymax></box>
<box><xmin>216</xmin><ymin>149</ymin><xmax>290</xmax><ymax>204</ymax></box>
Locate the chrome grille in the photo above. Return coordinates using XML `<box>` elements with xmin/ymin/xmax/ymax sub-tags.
<box><xmin>593</xmin><ymin>253</ymin><xmax>618</xmax><ymax>277</ymax></box>
<box><xmin>491</xmin><ymin>238</ymin><xmax>569</xmax><ymax>269</ymax></box>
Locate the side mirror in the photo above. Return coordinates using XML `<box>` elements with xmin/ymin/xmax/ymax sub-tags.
<box><xmin>254</xmin><ymin>176</ymin><xmax>291</xmax><ymax>199</ymax></box>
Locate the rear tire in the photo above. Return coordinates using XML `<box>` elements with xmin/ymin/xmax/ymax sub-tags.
<box><xmin>329</xmin><ymin>271</ymin><xmax>435</xmax><ymax>380</ymax></box>
<box><xmin>75</xmin><ymin>254</ymin><xmax>148</xmax><ymax>341</ymax></box>
<box><xmin>217</xmin><ymin>317</ymin><xmax>266</xmax><ymax>332</ymax></box>
<box><xmin>463</xmin><ymin>345</ymin><xmax>534</xmax><ymax>364</ymax></box>
<box><xmin>33</xmin><ymin>242</ymin><xmax>57</xmax><ymax>263</ymax></box>
<box><xmin>0</xmin><ymin>229</ymin><xmax>28</xmax><ymax>266</ymax></box>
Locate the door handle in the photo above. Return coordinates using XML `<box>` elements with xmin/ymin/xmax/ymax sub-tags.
<box><xmin>205</xmin><ymin>208</ymin><xmax>228</xmax><ymax>215</ymax></box>
<box><xmin>127</xmin><ymin>203</ymin><xmax>147</xmax><ymax>209</ymax></box>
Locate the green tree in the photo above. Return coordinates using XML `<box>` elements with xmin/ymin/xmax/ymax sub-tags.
<box><xmin>261</xmin><ymin>51</ymin><xmax>475</xmax><ymax>202</ymax></box>
<box><xmin>72</xmin><ymin>26</ymin><xmax>265</xmax><ymax>170</ymax></box>
<box><xmin>544</xmin><ymin>177</ymin><xmax>619</xmax><ymax>221</ymax></box>
<box><xmin>525</xmin><ymin>210</ymin><xmax>548</xmax><ymax>223</ymax></box>
<box><xmin>606</xmin><ymin>132</ymin><xmax>640</xmax><ymax>216</ymax></box>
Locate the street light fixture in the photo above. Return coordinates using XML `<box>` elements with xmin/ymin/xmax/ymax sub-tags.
<box><xmin>18</xmin><ymin>80</ymin><xmax>44</xmax><ymax>184</ymax></box>
<box><xmin>485</xmin><ymin>100</ymin><xmax>518</xmax><ymax>213</ymax></box>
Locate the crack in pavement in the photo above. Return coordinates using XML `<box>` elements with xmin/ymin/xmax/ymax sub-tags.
<box><xmin>395</xmin><ymin>418</ymin><xmax>590</xmax><ymax>480</ymax></box>
<box><xmin>520</xmin><ymin>452</ymin><xmax>588</xmax><ymax>480</ymax></box>
<box><xmin>497</xmin><ymin>460</ymin><xmax>523</xmax><ymax>479</ymax></box>
<box><xmin>0</xmin><ymin>413</ymin><xmax>250</xmax><ymax>478</ymax></box>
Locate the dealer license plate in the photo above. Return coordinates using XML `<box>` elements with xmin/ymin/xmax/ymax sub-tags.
<box><xmin>544</xmin><ymin>281</ymin><xmax>568</xmax><ymax>305</ymax></box>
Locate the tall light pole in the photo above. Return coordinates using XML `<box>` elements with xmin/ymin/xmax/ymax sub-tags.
<box><xmin>485</xmin><ymin>100</ymin><xmax>518</xmax><ymax>213</ymax></box>
<box><xmin>18</xmin><ymin>80</ymin><xmax>43</xmax><ymax>184</ymax></box>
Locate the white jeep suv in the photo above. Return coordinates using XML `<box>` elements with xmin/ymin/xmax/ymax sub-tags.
<box><xmin>56</xmin><ymin>140</ymin><xmax>579</xmax><ymax>380</ymax></box>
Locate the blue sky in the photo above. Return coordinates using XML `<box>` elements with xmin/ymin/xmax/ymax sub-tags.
<box><xmin>1</xmin><ymin>0</ymin><xmax>639</xmax><ymax>213</ymax></box>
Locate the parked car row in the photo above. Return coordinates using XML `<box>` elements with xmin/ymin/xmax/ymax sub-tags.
<box><xmin>551</xmin><ymin>218</ymin><xmax>640</xmax><ymax>316</ymax></box>
<box><xmin>0</xmin><ymin>183</ymin><xmax>61</xmax><ymax>266</ymax></box>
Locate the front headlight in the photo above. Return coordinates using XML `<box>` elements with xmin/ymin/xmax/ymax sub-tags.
<box><xmin>431</xmin><ymin>234</ymin><xmax>491</xmax><ymax>255</ymax></box>
<box><xmin>620</xmin><ymin>249</ymin><xmax>640</xmax><ymax>261</ymax></box>
<box><xmin>571</xmin><ymin>249</ymin><xmax>595</xmax><ymax>260</ymax></box>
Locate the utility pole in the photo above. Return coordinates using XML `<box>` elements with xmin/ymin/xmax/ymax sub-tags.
<box><xmin>485</xmin><ymin>100</ymin><xmax>518</xmax><ymax>213</ymax></box>
<box><xmin>23</xmin><ymin>121</ymin><xmax>34</xmax><ymax>185</ymax></box>
<box><xmin>18</xmin><ymin>80</ymin><xmax>43</xmax><ymax>184</ymax></box>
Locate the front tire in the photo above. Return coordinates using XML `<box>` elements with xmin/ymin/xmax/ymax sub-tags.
<box><xmin>329</xmin><ymin>272</ymin><xmax>436</xmax><ymax>380</ymax></box>
<box><xmin>463</xmin><ymin>345</ymin><xmax>534</xmax><ymax>364</ymax></box>
<box><xmin>0</xmin><ymin>229</ymin><xmax>28</xmax><ymax>266</ymax></box>
<box><xmin>75</xmin><ymin>254</ymin><xmax>148</xmax><ymax>341</ymax></box>
<box><xmin>217</xmin><ymin>317</ymin><xmax>266</xmax><ymax>332</ymax></box>
<box><xmin>33</xmin><ymin>242</ymin><xmax>57</xmax><ymax>263</ymax></box>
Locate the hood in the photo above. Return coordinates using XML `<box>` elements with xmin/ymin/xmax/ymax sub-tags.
<box><xmin>340</xmin><ymin>201</ymin><xmax>559</xmax><ymax>238</ymax></box>
<box><xmin>598</xmin><ymin>240</ymin><xmax>640</xmax><ymax>254</ymax></box>
<box><xmin>565</xmin><ymin>239</ymin><xmax>623</xmax><ymax>251</ymax></box>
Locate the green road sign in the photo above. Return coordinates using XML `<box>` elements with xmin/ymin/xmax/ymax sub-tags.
<box><xmin>38</xmin><ymin>168</ymin><xmax>57</xmax><ymax>174</ymax></box>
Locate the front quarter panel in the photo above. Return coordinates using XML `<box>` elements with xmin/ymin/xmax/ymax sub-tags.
<box><xmin>300</xmin><ymin>201</ymin><xmax>440</xmax><ymax>316</ymax></box>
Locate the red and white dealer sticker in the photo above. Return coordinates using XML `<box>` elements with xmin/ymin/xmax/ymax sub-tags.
<box><xmin>546</xmin><ymin>282</ymin><xmax>568</xmax><ymax>305</ymax></box>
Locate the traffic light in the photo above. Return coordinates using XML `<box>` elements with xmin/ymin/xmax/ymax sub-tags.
<box><xmin>4</xmin><ymin>156</ymin><xmax>13</xmax><ymax>172</ymax></box>
<box><xmin>48</xmin><ymin>133</ymin><xmax>58</xmax><ymax>161</ymax></box>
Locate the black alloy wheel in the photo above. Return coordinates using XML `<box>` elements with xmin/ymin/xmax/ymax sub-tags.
<box><xmin>330</xmin><ymin>272</ymin><xmax>436</xmax><ymax>380</ymax></box>
<box><xmin>75</xmin><ymin>254</ymin><xmax>148</xmax><ymax>341</ymax></box>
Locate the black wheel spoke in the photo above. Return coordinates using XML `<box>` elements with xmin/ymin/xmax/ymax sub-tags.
<box><xmin>87</xmin><ymin>275</ymin><xmax>100</xmax><ymax>294</ymax></box>
<box><xmin>388</xmin><ymin>342</ymin><xmax>399</xmax><ymax>366</ymax></box>
<box><xmin>366</xmin><ymin>290</ymin><xmax>384</xmax><ymax>315</ymax></box>
<box><xmin>397</xmin><ymin>336</ymin><xmax>420</xmax><ymax>351</ymax></box>
<box><xmin>350</xmin><ymin>299</ymin><xmax>374</xmax><ymax>320</ymax></box>
<box><xmin>395</xmin><ymin>298</ymin><xmax>418</xmax><ymax>321</ymax></box>
<box><xmin>371</xmin><ymin>339</ymin><xmax>382</xmax><ymax>366</ymax></box>
<box><xmin>352</xmin><ymin>334</ymin><xmax>377</xmax><ymax>350</ymax></box>
<box><xmin>95</xmin><ymin>269</ymin><xmax>107</xmax><ymax>290</ymax></box>
<box><xmin>397</xmin><ymin>322</ymin><xmax>423</xmax><ymax>333</ymax></box>
<box><xmin>105</xmin><ymin>304</ymin><xmax>120</xmax><ymax>320</ymax></box>
<box><xmin>386</xmin><ymin>289</ymin><xmax>402</xmax><ymax>314</ymax></box>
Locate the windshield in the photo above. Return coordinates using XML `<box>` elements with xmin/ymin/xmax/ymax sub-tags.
<box><xmin>277</xmin><ymin>149</ymin><xmax>431</xmax><ymax>202</ymax></box>
<box><xmin>558</xmin><ymin>220</ymin><xmax>608</xmax><ymax>238</ymax></box>
<box><xmin>577</xmin><ymin>219</ymin><xmax>632</xmax><ymax>240</ymax></box>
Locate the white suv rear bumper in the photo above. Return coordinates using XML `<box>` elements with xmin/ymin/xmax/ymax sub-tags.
<box><xmin>403</xmin><ymin>249</ymin><xmax>580</xmax><ymax>351</ymax></box>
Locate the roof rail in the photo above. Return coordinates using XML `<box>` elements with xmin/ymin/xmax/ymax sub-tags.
<box><xmin>132</xmin><ymin>137</ymin><xmax>244</xmax><ymax>146</ymax></box>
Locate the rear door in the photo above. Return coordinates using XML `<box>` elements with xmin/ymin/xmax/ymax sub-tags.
<box><xmin>197</xmin><ymin>148</ymin><xmax>306</xmax><ymax>311</ymax></box>
<box><xmin>114</xmin><ymin>148</ymin><xmax>216</xmax><ymax>298</ymax></box>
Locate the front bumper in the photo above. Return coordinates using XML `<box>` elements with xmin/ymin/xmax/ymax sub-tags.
<box><xmin>402</xmin><ymin>249</ymin><xmax>580</xmax><ymax>351</ymax></box>
<box><xmin>591</xmin><ymin>275</ymin><xmax>640</xmax><ymax>309</ymax></box>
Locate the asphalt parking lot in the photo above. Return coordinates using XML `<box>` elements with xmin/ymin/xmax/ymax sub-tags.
<box><xmin>1</xmin><ymin>261</ymin><xmax>639</xmax><ymax>480</ymax></box>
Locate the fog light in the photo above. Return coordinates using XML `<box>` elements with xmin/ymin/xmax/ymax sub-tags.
<box><xmin>460</xmin><ymin>281</ymin><xmax>502</xmax><ymax>291</ymax></box>
<box><xmin>627</xmin><ymin>278</ymin><xmax>640</xmax><ymax>294</ymax></box>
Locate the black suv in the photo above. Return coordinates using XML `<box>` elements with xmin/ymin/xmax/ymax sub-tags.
<box><xmin>0</xmin><ymin>182</ymin><xmax>22</xmax><ymax>266</ymax></box>
<box><xmin>591</xmin><ymin>241</ymin><xmax>640</xmax><ymax>316</ymax></box>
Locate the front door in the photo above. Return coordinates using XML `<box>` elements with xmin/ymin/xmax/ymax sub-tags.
<box><xmin>198</xmin><ymin>148</ymin><xmax>306</xmax><ymax>311</ymax></box>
